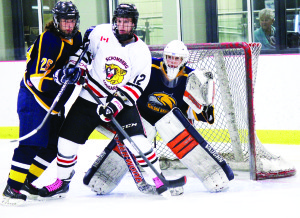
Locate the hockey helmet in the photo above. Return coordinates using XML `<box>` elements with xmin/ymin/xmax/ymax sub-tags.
<box><xmin>163</xmin><ymin>40</ymin><xmax>189</xmax><ymax>80</ymax></box>
<box><xmin>52</xmin><ymin>1</ymin><xmax>80</xmax><ymax>39</ymax></box>
<box><xmin>112</xmin><ymin>4</ymin><xmax>139</xmax><ymax>42</ymax></box>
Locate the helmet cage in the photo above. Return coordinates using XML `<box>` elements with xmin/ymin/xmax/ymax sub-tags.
<box><xmin>112</xmin><ymin>4</ymin><xmax>139</xmax><ymax>42</ymax></box>
<box><xmin>52</xmin><ymin>1</ymin><xmax>80</xmax><ymax>39</ymax></box>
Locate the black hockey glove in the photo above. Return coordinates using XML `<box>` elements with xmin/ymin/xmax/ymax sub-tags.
<box><xmin>97</xmin><ymin>97</ymin><xmax>124</xmax><ymax>122</ymax></box>
<box><xmin>202</xmin><ymin>105</ymin><xmax>214</xmax><ymax>124</ymax></box>
<box><xmin>53</xmin><ymin>67</ymin><xmax>81</xmax><ymax>85</ymax></box>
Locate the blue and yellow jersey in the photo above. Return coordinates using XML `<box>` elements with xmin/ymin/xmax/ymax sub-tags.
<box><xmin>23</xmin><ymin>30</ymin><xmax>82</xmax><ymax>113</ymax></box>
<box><xmin>137</xmin><ymin>58</ymin><xmax>214</xmax><ymax>125</ymax></box>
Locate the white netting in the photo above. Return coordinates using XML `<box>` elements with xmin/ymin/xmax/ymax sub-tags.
<box><xmin>149</xmin><ymin>42</ymin><xmax>296</xmax><ymax>180</ymax></box>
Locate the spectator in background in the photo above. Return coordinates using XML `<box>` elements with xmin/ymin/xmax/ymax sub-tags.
<box><xmin>254</xmin><ymin>8</ymin><xmax>276</xmax><ymax>49</ymax></box>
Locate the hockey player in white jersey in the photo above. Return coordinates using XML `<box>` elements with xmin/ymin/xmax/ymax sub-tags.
<box><xmin>38</xmin><ymin>3</ymin><xmax>172</xmax><ymax>198</ymax></box>
<box><xmin>83</xmin><ymin>40</ymin><xmax>234</xmax><ymax>195</ymax></box>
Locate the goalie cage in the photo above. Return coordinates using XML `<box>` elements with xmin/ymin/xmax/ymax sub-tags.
<box><xmin>148</xmin><ymin>42</ymin><xmax>296</xmax><ymax>180</ymax></box>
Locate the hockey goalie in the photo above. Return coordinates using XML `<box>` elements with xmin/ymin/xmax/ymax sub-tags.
<box><xmin>83</xmin><ymin>40</ymin><xmax>234</xmax><ymax>195</ymax></box>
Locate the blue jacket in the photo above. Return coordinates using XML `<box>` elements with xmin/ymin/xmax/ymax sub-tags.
<box><xmin>254</xmin><ymin>26</ymin><xmax>276</xmax><ymax>49</ymax></box>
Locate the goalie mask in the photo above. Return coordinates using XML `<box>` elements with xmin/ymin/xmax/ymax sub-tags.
<box><xmin>161</xmin><ymin>40</ymin><xmax>189</xmax><ymax>88</ymax></box>
<box><xmin>52</xmin><ymin>1</ymin><xmax>80</xmax><ymax>39</ymax></box>
<box><xmin>112</xmin><ymin>4</ymin><xmax>139</xmax><ymax>42</ymax></box>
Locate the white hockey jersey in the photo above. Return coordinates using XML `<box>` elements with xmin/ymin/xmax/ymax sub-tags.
<box><xmin>80</xmin><ymin>24</ymin><xmax>152</xmax><ymax>105</ymax></box>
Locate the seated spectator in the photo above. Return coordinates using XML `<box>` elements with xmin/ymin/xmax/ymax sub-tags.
<box><xmin>254</xmin><ymin>8</ymin><xmax>276</xmax><ymax>49</ymax></box>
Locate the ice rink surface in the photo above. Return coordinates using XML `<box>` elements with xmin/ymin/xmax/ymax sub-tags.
<box><xmin>0</xmin><ymin>139</ymin><xmax>299</xmax><ymax>218</ymax></box>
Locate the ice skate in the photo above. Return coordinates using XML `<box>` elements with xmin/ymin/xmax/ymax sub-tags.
<box><xmin>1</xmin><ymin>184</ymin><xmax>27</xmax><ymax>206</ymax></box>
<box><xmin>38</xmin><ymin>170</ymin><xmax>74</xmax><ymax>199</ymax></box>
<box><xmin>20</xmin><ymin>179</ymin><xmax>40</xmax><ymax>200</ymax></box>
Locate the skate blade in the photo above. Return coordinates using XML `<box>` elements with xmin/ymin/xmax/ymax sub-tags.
<box><xmin>20</xmin><ymin>191</ymin><xmax>39</xmax><ymax>200</ymax></box>
<box><xmin>37</xmin><ymin>193</ymin><xmax>67</xmax><ymax>201</ymax></box>
<box><xmin>1</xmin><ymin>196</ymin><xmax>26</xmax><ymax>206</ymax></box>
<box><xmin>26</xmin><ymin>194</ymin><xmax>39</xmax><ymax>200</ymax></box>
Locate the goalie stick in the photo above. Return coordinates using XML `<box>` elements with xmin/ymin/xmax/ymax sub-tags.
<box><xmin>11</xmin><ymin>43</ymin><xmax>90</xmax><ymax>143</ymax></box>
<box><xmin>82</xmin><ymin>83</ymin><xmax>187</xmax><ymax>189</ymax></box>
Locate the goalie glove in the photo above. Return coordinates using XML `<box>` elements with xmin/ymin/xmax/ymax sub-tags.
<box><xmin>53</xmin><ymin>67</ymin><xmax>82</xmax><ymax>85</ymax></box>
<box><xmin>97</xmin><ymin>97</ymin><xmax>124</xmax><ymax>122</ymax></box>
<box><xmin>183</xmin><ymin>69</ymin><xmax>215</xmax><ymax>113</ymax></box>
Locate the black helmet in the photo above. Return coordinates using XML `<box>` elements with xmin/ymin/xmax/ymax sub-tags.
<box><xmin>52</xmin><ymin>1</ymin><xmax>80</xmax><ymax>39</ymax></box>
<box><xmin>112</xmin><ymin>4</ymin><xmax>139</xmax><ymax>42</ymax></box>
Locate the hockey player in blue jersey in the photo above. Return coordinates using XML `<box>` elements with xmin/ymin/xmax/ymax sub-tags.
<box><xmin>1</xmin><ymin>1</ymin><xmax>82</xmax><ymax>206</ymax></box>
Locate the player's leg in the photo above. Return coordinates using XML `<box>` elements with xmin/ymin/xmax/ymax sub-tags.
<box><xmin>2</xmin><ymin>85</ymin><xmax>50</xmax><ymax>205</ymax></box>
<box><xmin>38</xmin><ymin>97</ymin><xmax>101</xmax><ymax>199</ymax></box>
<box><xmin>115</xmin><ymin>106</ymin><xmax>168</xmax><ymax>194</ymax></box>
<box><xmin>21</xmin><ymin>112</ymin><xmax>65</xmax><ymax>199</ymax></box>
<box><xmin>20</xmin><ymin>146</ymin><xmax>57</xmax><ymax>200</ymax></box>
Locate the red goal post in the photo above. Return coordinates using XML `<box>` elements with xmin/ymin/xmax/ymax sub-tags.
<box><xmin>148</xmin><ymin>42</ymin><xmax>296</xmax><ymax>180</ymax></box>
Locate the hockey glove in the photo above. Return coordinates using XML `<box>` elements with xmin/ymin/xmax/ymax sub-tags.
<box><xmin>97</xmin><ymin>97</ymin><xmax>124</xmax><ymax>122</ymax></box>
<box><xmin>83</xmin><ymin>26</ymin><xmax>96</xmax><ymax>45</ymax></box>
<box><xmin>53</xmin><ymin>67</ymin><xmax>81</xmax><ymax>85</ymax></box>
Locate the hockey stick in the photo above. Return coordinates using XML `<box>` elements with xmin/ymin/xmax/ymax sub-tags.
<box><xmin>114</xmin><ymin>135</ymin><xmax>157</xmax><ymax>194</ymax></box>
<box><xmin>82</xmin><ymin>84</ymin><xmax>187</xmax><ymax>188</ymax></box>
<box><xmin>11</xmin><ymin>43</ymin><xmax>90</xmax><ymax>143</ymax></box>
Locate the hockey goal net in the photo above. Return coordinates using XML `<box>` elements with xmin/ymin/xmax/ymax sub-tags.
<box><xmin>148</xmin><ymin>42</ymin><xmax>296</xmax><ymax>180</ymax></box>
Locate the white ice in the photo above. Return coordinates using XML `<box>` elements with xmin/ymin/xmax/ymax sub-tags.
<box><xmin>0</xmin><ymin>140</ymin><xmax>299</xmax><ymax>218</ymax></box>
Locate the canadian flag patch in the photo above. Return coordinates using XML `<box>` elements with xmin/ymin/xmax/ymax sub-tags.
<box><xmin>100</xmin><ymin>36</ymin><xmax>109</xmax><ymax>42</ymax></box>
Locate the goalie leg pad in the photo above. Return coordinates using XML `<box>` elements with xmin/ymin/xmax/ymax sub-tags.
<box><xmin>83</xmin><ymin>140</ymin><xmax>128</xmax><ymax>195</ymax></box>
<box><xmin>155</xmin><ymin>108</ymin><xmax>234</xmax><ymax>192</ymax></box>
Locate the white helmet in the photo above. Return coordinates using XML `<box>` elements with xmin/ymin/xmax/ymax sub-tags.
<box><xmin>163</xmin><ymin>40</ymin><xmax>189</xmax><ymax>80</ymax></box>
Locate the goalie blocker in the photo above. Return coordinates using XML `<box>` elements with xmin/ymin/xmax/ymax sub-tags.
<box><xmin>155</xmin><ymin>108</ymin><xmax>234</xmax><ymax>192</ymax></box>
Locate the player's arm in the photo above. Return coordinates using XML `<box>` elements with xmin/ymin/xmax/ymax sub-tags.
<box><xmin>27</xmin><ymin>32</ymin><xmax>64</xmax><ymax>92</ymax></box>
<box><xmin>67</xmin><ymin>26</ymin><xmax>94</xmax><ymax>69</ymax></box>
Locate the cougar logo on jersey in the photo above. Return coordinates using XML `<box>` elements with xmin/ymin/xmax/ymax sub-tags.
<box><xmin>147</xmin><ymin>92</ymin><xmax>176</xmax><ymax>114</ymax></box>
<box><xmin>105</xmin><ymin>64</ymin><xmax>127</xmax><ymax>85</ymax></box>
